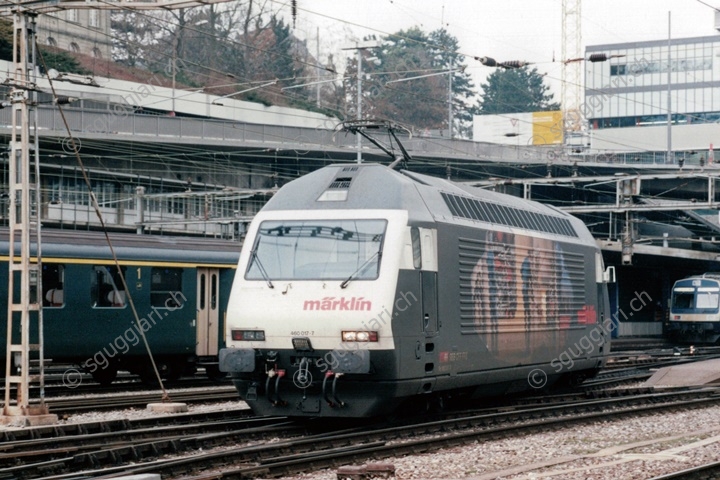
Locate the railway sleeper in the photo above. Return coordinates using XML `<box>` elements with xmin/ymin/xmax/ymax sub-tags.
<box><xmin>336</xmin><ymin>462</ymin><xmax>396</xmax><ymax>479</ymax></box>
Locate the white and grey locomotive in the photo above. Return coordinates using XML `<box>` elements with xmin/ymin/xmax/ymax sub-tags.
<box><xmin>220</xmin><ymin>161</ymin><xmax>612</xmax><ymax>417</ymax></box>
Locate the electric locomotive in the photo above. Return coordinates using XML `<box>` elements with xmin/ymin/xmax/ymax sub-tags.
<box><xmin>0</xmin><ymin>229</ymin><xmax>239</xmax><ymax>384</ymax></box>
<box><xmin>220</xmin><ymin>160</ymin><xmax>613</xmax><ymax>418</ymax></box>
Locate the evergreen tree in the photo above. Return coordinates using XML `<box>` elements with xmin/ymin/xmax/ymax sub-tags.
<box><xmin>476</xmin><ymin>66</ymin><xmax>559</xmax><ymax>114</ymax></box>
<box><xmin>37</xmin><ymin>49</ymin><xmax>89</xmax><ymax>75</ymax></box>
<box><xmin>372</xmin><ymin>27</ymin><xmax>440</xmax><ymax>127</ymax></box>
<box><xmin>428</xmin><ymin>28</ymin><xmax>476</xmax><ymax>136</ymax></box>
<box><xmin>346</xmin><ymin>27</ymin><xmax>476</xmax><ymax>135</ymax></box>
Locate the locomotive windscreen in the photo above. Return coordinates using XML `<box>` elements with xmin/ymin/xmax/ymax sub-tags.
<box><xmin>245</xmin><ymin>219</ymin><xmax>387</xmax><ymax>281</ymax></box>
<box><xmin>671</xmin><ymin>285</ymin><xmax>720</xmax><ymax>313</ymax></box>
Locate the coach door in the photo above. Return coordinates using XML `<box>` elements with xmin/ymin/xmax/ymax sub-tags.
<box><xmin>196</xmin><ymin>268</ymin><xmax>220</xmax><ymax>357</ymax></box>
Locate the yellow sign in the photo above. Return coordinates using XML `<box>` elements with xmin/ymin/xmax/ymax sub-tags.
<box><xmin>531</xmin><ymin>111</ymin><xmax>563</xmax><ymax>145</ymax></box>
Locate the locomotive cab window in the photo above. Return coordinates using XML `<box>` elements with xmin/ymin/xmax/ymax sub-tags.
<box><xmin>91</xmin><ymin>266</ymin><xmax>127</xmax><ymax>308</ymax></box>
<box><xmin>246</xmin><ymin>219</ymin><xmax>387</xmax><ymax>281</ymax></box>
<box><xmin>671</xmin><ymin>291</ymin><xmax>693</xmax><ymax>309</ymax></box>
<box><xmin>151</xmin><ymin>267</ymin><xmax>184</xmax><ymax>308</ymax></box>
<box><xmin>697</xmin><ymin>289</ymin><xmax>720</xmax><ymax>309</ymax></box>
<box><xmin>672</xmin><ymin>286</ymin><xmax>720</xmax><ymax>313</ymax></box>
<box><xmin>42</xmin><ymin>264</ymin><xmax>65</xmax><ymax>307</ymax></box>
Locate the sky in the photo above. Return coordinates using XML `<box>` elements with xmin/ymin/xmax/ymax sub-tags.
<box><xmin>278</xmin><ymin>0</ymin><xmax>720</xmax><ymax>100</ymax></box>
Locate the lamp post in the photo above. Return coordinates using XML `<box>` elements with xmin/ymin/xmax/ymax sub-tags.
<box><xmin>343</xmin><ymin>42</ymin><xmax>380</xmax><ymax>163</ymax></box>
<box><xmin>356</xmin><ymin>50</ymin><xmax>363</xmax><ymax>162</ymax></box>
<box><xmin>386</xmin><ymin>67</ymin><xmax>463</xmax><ymax>139</ymax></box>
<box><xmin>447</xmin><ymin>64</ymin><xmax>453</xmax><ymax>138</ymax></box>
<box><xmin>171</xmin><ymin>18</ymin><xmax>209</xmax><ymax>115</ymax></box>
<box><xmin>667</xmin><ymin>11</ymin><xmax>673</xmax><ymax>165</ymax></box>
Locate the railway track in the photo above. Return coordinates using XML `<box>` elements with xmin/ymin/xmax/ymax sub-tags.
<box><xmin>4</xmin><ymin>385</ymin><xmax>718</xmax><ymax>479</ymax></box>
<box><xmin>0</xmin><ymin>410</ymin><xmax>297</xmax><ymax>478</ymax></box>
<box><xmin>1</xmin><ymin>385</ymin><xmax>240</xmax><ymax>418</ymax></box>
<box><xmin>43</xmin><ymin>386</ymin><xmax>241</xmax><ymax>415</ymax></box>
<box><xmin>603</xmin><ymin>349</ymin><xmax>720</xmax><ymax>371</ymax></box>
<box><xmin>649</xmin><ymin>460</ymin><xmax>720</xmax><ymax>480</ymax></box>
<box><xmin>2</xmin><ymin>366</ymin><xmax>229</xmax><ymax>397</ymax></box>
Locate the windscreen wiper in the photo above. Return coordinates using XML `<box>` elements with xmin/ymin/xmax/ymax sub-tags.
<box><xmin>250</xmin><ymin>250</ymin><xmax>275</xmax><ymax>289</ymax></box>
<box><xmin>340</xmin><ymin>250</ymin><xmax>381</xmax><ymax>289</ymax></box>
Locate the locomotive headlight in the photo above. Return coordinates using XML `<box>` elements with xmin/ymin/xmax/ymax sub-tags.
<box><xmin>341</xmin><ymin>330</ymin><xmax>378</xmax><ymax>342</ymax></box>
<box><xmin>231</xmin><ymin>329</ymin><xmax>266</xmax><ymax>341</ymax></box>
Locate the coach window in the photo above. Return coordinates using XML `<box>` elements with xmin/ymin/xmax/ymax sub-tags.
<box><xmin>42</xmin><ymin>264</ymin><xmax>65</xmax><ymax>307</ymax></box>
<box><xmin>151</xmin><ymin>267</ymin><xmax>184</xmax><ymax>308</ymax></box>
<box><xmin>91</xmin><ymin>266</ymin><xmax>127</xmax><ymax>308</ymax></box>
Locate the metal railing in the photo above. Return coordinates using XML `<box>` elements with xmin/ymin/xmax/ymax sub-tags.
<box><xmin>0</xmin><ymin>186</ymin><xmax>265</xmax><ymax>239</ymax></box>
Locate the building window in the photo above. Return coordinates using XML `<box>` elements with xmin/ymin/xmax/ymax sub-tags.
<box><xmin>47</xmin><ymin>37</ymin><xmax>57</xmax><ymax>47</ymax></box>
<box><xmin>610</xmin><ymin>64</ymin><xmax>626</xmax><ymax>76</ymax></box>
<box><xmin>69</xmin><ymin>42</ymin><xmax>80</xmax><ymax>53</ymax></box>
<box><xmin>66</xmin><ymin>9</ymin><xmax>78</xmax><ymax>23</ymax></box>
<box><xmin>93</xmin><ymin>47</ymin><xmax>102</xmax><ymax>59</ymax></box>
<box><xmin>89</xmin><ymin>9</ymin><xmax>99</xmax><ymax>28</ymax></box>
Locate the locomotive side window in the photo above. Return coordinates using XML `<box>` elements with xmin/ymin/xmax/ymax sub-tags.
<box><xmin>151</xmin><ymin>267</ymin><xmax>184</xmax><ymax>308</ymax></box>
<box><xmin>42</xmin><ymin>264</ymin><xmax>65</xmax><ymax>308</ymax></box>
<box><xmin>411</xmin><ymin>227</ymin><xmax>422</xmax><ymax>269</ymax></box>
<box><xmin>91</xmin><ymin>266</ymin><xmax>127</xmax><ymax>308</ymax></box>
<box><xmin>246</xmin><ymin>219</ymin><xmax>387</xmax><ymax>281</ymax></box>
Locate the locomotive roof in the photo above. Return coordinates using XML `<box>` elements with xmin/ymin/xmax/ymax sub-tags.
<box><xmin>263</xmin><ymin>163</ymin><xmax>594</xmax><ymax>243</ymax></box>
<box><xmin>0</xmin><ymin>228</ymin><xmax>240</xmax><ymax>265</ymax></box>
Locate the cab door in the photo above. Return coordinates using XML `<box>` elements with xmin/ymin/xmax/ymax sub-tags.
<box><xmin>196</xmin><ymin>268</ymin><xmax>220</xmax><ymax>356</ymax></box>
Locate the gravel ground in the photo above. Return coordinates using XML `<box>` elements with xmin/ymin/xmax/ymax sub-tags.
<box><xmin>0</xmin><ymin>386</ymin><xmax>248</xmax><ymax>429</ymax></box>
<box><xmin>56</xmin><ymin>399</ymin><xmax>247</xmax><ymax>424</ymax></box>
<box><xmin>4</xmin><ymin>392</ymin><xmax>720</xmax><ymax>479</ymax></box>
<box><xmin>281</xmin><ymin>404</ymin><xmax>720</xmax><ymax>480</ymax></box>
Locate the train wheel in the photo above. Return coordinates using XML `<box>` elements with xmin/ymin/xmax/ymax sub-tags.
<box><xmin>161</xmin><ymin>362</ymin><xmax>184</xmax><ymax>382</ymax></box>
<box><xmin>140</xmin><ymin>359</ymin><xmax>184</xmax><ymax>384</ymax></box>
<box><xmin>424</xmin><ymin>395</ymin><xmax>445</xmax><ymax>415</ymax></box>
<box><xmin>138</xmin><ymin>367</ymin><xmax>165</xmax><ymax>385</ymax></box>
<box><xmin>91</xmin><ymin>365</ymin><xmax>118</xmax><ymax>386</ymax></box>
<box><xmin>559</xmin><ymin>371</ymin><xmax>588</xmax><ymax>387</ymax></box>
<box><xmin>131</xmin><ymin>357</ymin><xmax>183</xmax><ymax>384</ymax></box>
<box><xmin>204</xmin><ymin>365</ymin><xmax>228</xmax><ymax>382</ymax></box>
